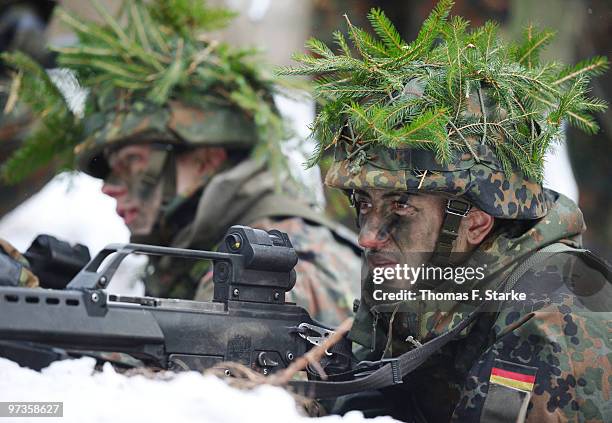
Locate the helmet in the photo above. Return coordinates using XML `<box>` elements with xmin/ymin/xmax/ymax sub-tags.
<box><xmin>283</xmin><ymin>1</ymin><xmax>606</xmax><ymax>260</ymax></box>
<box><xmin>1</xmin><ymin>0</ymin><xmax>284</xmax><ymax>184</ymax></box>
<box><xmin>324</xmin><ymin>86</ymin><xmax>548</xmax><ymax>220</ymax></box>
<box><xmin>285</xmin><ymin>1</ymin><xmax>607</xmax><ymax>221</ymax></box>
<box><xmin>76</xmin><ymin>98</ymin><xmax>258</xmax><ymax>179</ymax></box>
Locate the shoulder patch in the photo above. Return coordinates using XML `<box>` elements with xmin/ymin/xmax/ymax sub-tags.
<box><xmin>489</xmin><ymin>359</ymin><xmax>537</xmax><ymax>393</ymax></box>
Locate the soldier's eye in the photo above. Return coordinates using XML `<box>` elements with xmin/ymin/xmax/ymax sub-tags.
<box><xmin>125</xmin><ymin>153</ymin><xmax>144</xmax><ymax>165</ymax></box>
<box><xmin>356</xmin><ymin>200</ymin><xmax>373</xmax><ymax>215</ymax></box>
<box><xmin>392</xmin><ymin>200</ymin><xmax>416</xmax><ymax>215</ymax></box>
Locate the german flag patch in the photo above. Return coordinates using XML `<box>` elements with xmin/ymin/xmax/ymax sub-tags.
<box><xmin>489</xmin><ymin>359</ymin><xmax>537</xmax><ymax>393</ymax></box>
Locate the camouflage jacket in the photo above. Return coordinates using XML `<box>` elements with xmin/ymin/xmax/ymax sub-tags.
<box><xmin>0</xmin><ymin>238</ymin><xmax>38</xmax><ymax>287</ymax></box>
<box><xmin>144</xmin><ymin>159</ymin><xmax>361</xmax><ymax>327</ymax></box>
<box><xmin>348</xmin><ymin>191</ymin><xmax>611</xmax><ymax>422</ymax></box>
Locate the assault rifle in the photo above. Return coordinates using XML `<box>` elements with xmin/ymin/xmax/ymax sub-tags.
<box><xmin>24</xmin><ymin>234</ymin><xmax>91</xmax><ymax>289</ymax></box>
<box><xmin>0</xmin><ymin>226</ymin><xmax>339</xmax><ymax>374</ymax></box>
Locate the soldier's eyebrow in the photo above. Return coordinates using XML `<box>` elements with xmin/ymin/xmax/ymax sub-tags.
<box><xmin>353</xmin><ymin>190</ymin><xmax>370</xmax><ymax>199</ymax></box>
<box><xmin>381</xmin><ymin>191</ymin><xmax>419</xmax><ymax>199</ymax></box>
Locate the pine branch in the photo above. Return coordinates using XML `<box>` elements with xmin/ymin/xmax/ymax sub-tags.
<box><xmin>333</xmin><ymin>31</ymin><xmax>352</xmax><ymax>57</ymax></box>
<box><xmin>553</xmin><ymin>56</ymin><xmax>609</xmax><ymax>86</ymax></box>
<box><xmin>512</xmin><ymin>24</ymin><xmax>556</xmax><ymax>69</ymax></box>
<box><xmin>283</xmin><ymin>1</ymin><xmax>607</xmax><ymax>182</ymax></box>
<box><xmin>0</xmin><ymin>52</ymin><xmax>81</xmax><ymax>183</ymax></box>
<box><xmin>368</xmin><ymin>8</ymin><xmax>405</xmax><ymax>55</ymax></box>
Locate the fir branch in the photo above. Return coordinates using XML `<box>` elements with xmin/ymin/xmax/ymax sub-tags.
<box><xmin>129</xmin><ymin>2</ymin><xmax>153</xmax><ymax>53</ymax></box>
<box><xmin>553</xmin><ymin>56</ymin><xmax>609</xmax><ymax>86</ymax></box>
<box><xmin>368</xmin><ymin>8</ymin><xmax>405</xmax><ymax>54</ymax></box>
<box><xmin>344</xmin><ymin>14</ymin><xmax>388</xmax><ymax>59</ymax></box>
<box><xmin>0</xmin><ymin>52</ymin><xmax>81</xmax><ymax>183</ymax></box>
<box><xmin>388</xmin><ymin>0</ymin><xmax>454</xmax><ymax>67</ymax></box>
<box><xmin>90</xmin><ymin>0</ymin><xmax>131</xmax><ymax>47</ymax></box>
<box><xmin>333</xmin><ymin>31</ymin><xmax>352</xmax><ymax>57</ymax></box>
<box><xmin>305</xmin><ymin>38</ymin><xmax>336</xmax><ymax>59</ymax></box>
<box><xmin>148</xmin><ymin>38</ymin><xmax>185</xmax><ymax>104</ymax></box>
<box><xmin>566</xmin><ymin>111</ymin><xmax>600</xmax><ymax>134</ymax></box>
<box><xmin>148</xmin><ymin>0</ymin><xmax>237</xmax><ymax>36</ymax></box>
<box><xmin>512</xmin><ymin>24</ymin><xmax>556</xmax><ymax>69</ymax></box>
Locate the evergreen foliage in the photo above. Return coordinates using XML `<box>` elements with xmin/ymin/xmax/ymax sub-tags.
<box><xmin>1</xmin><ymin>52</ymin><xmax>82</xmax><ymax>183</ymax></box>
<box><xmin>279</xmin><ymin>0</ymin><xmax>608</xmax><ymax>181</ymax></box>
<box><xmin>1</xmin><ymin>0</ymin><xmax>286</xmax><ymax>184</ymax></box>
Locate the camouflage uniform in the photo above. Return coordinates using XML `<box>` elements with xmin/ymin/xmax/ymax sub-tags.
<box><xmin>131</xmin><ymin>155</ymin><xmax>361</xmax><ymax>327</ymax></box>
<box><xmin>324</xmin><ymin>116</ymin><xmax>611</xmax><ymax>422</ymax></box>
<box><xmin>0</xmin><ymin>238</ymin><xmax>38</xmax><ymax>287</ymax></box>
<box><xmin>65</xmin><ymin>25</ymin><xmax>361</xmax><ymax>328</ymax></box>
<box><xmin>0</xmin><ymin>0</ymin><xmax>56</xmax><ymax>217</ymax></box>
<box><xmin>288</xmin><ymin>3</ymin><xmax>610</xmax><ymax>420</ymax></box>
<box><xmin>343</xmin><ymin>188</ymin><xmax>611</xmax><ymax>422</ymax></box>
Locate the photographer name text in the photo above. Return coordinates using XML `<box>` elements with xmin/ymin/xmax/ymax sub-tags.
<box><xmin>372</xmin><ymin>289</ymin><xmax>526</xmax><ymax>302</ymax></box>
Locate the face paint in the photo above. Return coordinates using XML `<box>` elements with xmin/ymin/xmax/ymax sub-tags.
<box><xmin>355</xmin><ymin>189</ymin><xmax>447</xmax><ymax>297</ymax></box>
<box><xmin>101</xmin><ymin>145</ymin><xmax>164</xmax><ymax>235</ymax></box>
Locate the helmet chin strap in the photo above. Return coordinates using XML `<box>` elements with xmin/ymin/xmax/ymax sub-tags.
<box><xmin>429</xmin><ymin>198</ymin><xmax>471</xmax><ymax>266</ymax></box>
<box><xmin>348</xmin><ymin>189</ymin><xmax>471</xmax><ymax>265</ymax></box>
<box><xmin>130</xmin><ymin>147</ymin><xmax>176</xmax><ymax>245</ymax></box>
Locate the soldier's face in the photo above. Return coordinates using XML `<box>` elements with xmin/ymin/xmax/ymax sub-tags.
<box><xmin>101</xmin><ymin>145</ymin><xmax>163</xmax><ymax>235</ymax></box>
<box><xmin>355</xmin><ymin>189</ymin><xmax>446</xmax><ymax>289</ymax></box>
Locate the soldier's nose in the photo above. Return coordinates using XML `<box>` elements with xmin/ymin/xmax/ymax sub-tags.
<box><xmin>101</xmin><ymin>181</ymin><xmax>127</xmax><ymax>198</ymax></box>
<box><xmin>358</xmin><ymin>225</ymin><xmax>390</xmax><ymax>250</ymax></box>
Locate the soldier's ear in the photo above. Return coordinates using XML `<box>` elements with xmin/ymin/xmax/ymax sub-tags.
<box><xmin>198</xmin><ymin>147</ymin><xmax>227</xmax><ymax>173</ymax></box>
<box><xmin>462</xmin><ymin>208</ymin><xmax>494</xmax><ymax>247</ymax></box>
<box><xmin>180</xmin><ymin>147</ymin><xmax>227</xmax><ymax>175</ymax></box>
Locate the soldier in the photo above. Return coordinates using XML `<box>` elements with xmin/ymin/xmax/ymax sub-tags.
<box><xmin>1</xmin><ymin>1</ymin><xmax>360</xmax><ymax>327</ymax></box>
<box><xmin>0</xmin><ymin>238</ymin><xmax>38</xmax><ymax>288</ymax></box>
<box><xmin>0</xmin><ymin>0</ymin><xmax>56</xmax><ymax>217</ymax></box>
<box><xmin>286</xmin><ymin>1</ymin><xmax>611</xmax><ymax>421</ymax></box>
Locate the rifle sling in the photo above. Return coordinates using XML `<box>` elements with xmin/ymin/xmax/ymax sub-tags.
<box><xmin>290</xmin><ymin>298</ymin><xmax>483</xmax><ymax>398</ymax></box>
<box><xmin>289</xmin><ymin>242</ymin><xmax>584</xmax><ymax>399</ymax></box>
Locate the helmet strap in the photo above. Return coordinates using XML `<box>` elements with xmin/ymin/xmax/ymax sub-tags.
<box><xmin>429</xmin><ymin>198</ymin><xmax>471</xmax><ymax>266</ymax></box>
<box><xmin>130</xmin><ymin>147</ymin><xmax>176</xmax><ymax>244</ymax></box>
<box><xmin>136</xmin><ymin>148</ymin><xmax>171</xmax><ymax>202</ymax></box>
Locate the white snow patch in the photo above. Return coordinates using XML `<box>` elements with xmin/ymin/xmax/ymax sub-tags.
<box><xmin>543</xmin><ymin>141</ymin><xmax>579</xmax><ymax>204</ymax></box>
<box><xmin>0</xmin><ymin>172</ymin><xmax>127</xmax><ymax>253</ymax></box>
<box><xmin>0</xmin><ymin>357</ymin><xmax>397</xmax><ymax>423</ymax></box>
<box><xmin>275</xmin><ymin>93</ymin><xmax>326</xmax><ymax>210</ymax></box>
<box><xmin>0</xmin><ymin>172</ymin><xmax>144</xmax><ymax>295</ymax></box>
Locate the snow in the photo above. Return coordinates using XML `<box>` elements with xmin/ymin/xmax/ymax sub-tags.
<box><xmin>543</xmin><ymin>139</ymin><xmax>579</xmax><ymax>203</ymax></box>
<box><xmin>0</xmin><ymin>172</ymin><xmax>127</xmax><ymax>253</ymax></box>
<box><xmin>0</xmin><ymin>172</ymin><xmax>144</xmax><ymax>296</ymax></box>
<box><xmin>275</xmin><ymin>93</ymin><xmax>326</xmax><ymax>210</ymax></box>
<box><xmin>0</xmin><ymin>357</ymin><xmax>397</xmax><ymax>423</ymax></box>
<box><xmin>0</xmin><ymin>92</ymin><xmax>325</xmax><ymax>296</ymax></box>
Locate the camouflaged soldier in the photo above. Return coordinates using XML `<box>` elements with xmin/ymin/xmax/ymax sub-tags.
<box><xmin>285</xmin><ymin>1</ymin><xmax>611</xmax><ymax>421</ymax></box>
<box><xmin>0</xmin><ymin>238</ymin><xmax>38</xmax><ymax>288</ymax></box>
<box><xmin>1</xmin><ymin>1</ymin><xmax>360</xmax><ymax>327</ymax></box>
<box><xmin>0</xmin><ymin>0</ymin><xmax>56</xmax><ymax>217</ymax></box>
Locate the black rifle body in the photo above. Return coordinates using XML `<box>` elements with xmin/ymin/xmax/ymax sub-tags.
<box><xmin>0</xmin><ymin>226</ymin><xmax>321</xmax><ymax>373</ymax></box>
<box><xmin>0</xmin><ymin>286</ymin><xmax>313</xmax><ymax>372</ymax></box>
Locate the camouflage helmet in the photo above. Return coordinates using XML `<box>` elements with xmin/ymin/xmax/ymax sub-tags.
<box><xmin>324</xmin><ymin>87</ymin><xmax>548</xmax><ymax>219</ymax></box>
<box><xmin>76</xmin><ymin>98</ymin><xmax>258</xmax><ymax>179</ymax></box>
<box><xmin>283</xmin><ymin>0</ymin><xmax>608</xmax><ymax>221</ymax></box>
<box><xmin>1</xmin><ymin>0</ymin><xmax>285</xmax><ymax>183</ymax></box>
